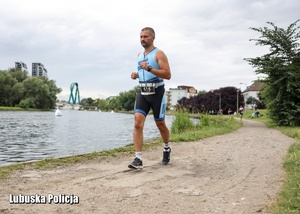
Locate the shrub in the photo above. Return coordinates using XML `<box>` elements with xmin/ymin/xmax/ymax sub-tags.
<box><xmin>171</xmin><ymin>110</ymin><xmax>194</xmax><ymax>134</ymax></box>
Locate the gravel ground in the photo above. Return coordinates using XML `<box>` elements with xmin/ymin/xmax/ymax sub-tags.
<box><xmin>0</xmin><ymin>119</ymin><xmax>295</xmax><ymax>214</ymax></box>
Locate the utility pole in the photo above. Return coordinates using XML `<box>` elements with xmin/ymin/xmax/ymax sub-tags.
<box><xmin>239</xmin><ymin>83</ymin><xmax>247</xmax><ymax>113</ymax></box>
<box><xmin>215</xmin><ymin>93</ymin><xmax>221</xmax><ymax>113</ymax></box>
<box><xmin>236</xmin><ymin>89</ymin><xmax>239</xmax><ymax>113</ymax></box>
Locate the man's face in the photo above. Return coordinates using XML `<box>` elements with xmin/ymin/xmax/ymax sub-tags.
<box><xmin>140</xmin><ymin>30</ymin><xmax>154</xmax><ymax>48</ymax></box>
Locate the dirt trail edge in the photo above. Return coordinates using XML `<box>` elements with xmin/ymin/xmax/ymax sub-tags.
<box><xmin>0</xmin><ymin>119</ymin><xmax>295</xmax><ymax>214</ymax></box>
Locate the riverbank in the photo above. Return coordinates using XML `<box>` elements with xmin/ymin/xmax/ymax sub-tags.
<box><xmin>0</xmin><ymin>106</ymin><xmax>35</xmax><ymax>111</ymax></box>
<box><xmin>0</xmin><ymin>114</ymin><xmax>241</xmax><ymax>177</ymax></box>
<box><xmin>0</xmin><ymin>119</ymin><xmax>294</xmax><ymax>213</ymax></box>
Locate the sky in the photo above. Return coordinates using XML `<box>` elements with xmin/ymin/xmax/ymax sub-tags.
<box><xmin>0</xmin><ymin>0</ymin><xmax>299</xmax><ymax>100</ymax></box>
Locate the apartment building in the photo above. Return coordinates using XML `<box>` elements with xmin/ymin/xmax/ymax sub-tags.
<box><xmin>15</xmin><ymin>61</ymin><xmax>28</xmax><ymax>71</ymax></box>
<box><xmin>32</xmin><ymin>62</ymin><xmax>48</xmax><ymax>77</ymax></box>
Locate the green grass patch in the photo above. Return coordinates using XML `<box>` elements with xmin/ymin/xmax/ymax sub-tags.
<box><xmin>272</xmin><ymin>140</ymin><xmax>300</xmax><ymax>213</ymax></box>
<box><xmin>170</xmin><ymin>112</ymin><xmax>241</xmax><ymax>142</ymax></box>
<box><xmin>0</xmin><ymin>106</ymin><xmax>43</xmax><ymax>111</ymax></box>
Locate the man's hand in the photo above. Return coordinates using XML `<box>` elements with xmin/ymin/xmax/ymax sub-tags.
<box><xmin>131</xmin><ymin>72</ymin><xmax>138</xmax><ymax>80</ymax></box>
<box><xmin>139</xmin><ymin>61</ymin><xmax>149</xmax><ymax>71</ymax></box>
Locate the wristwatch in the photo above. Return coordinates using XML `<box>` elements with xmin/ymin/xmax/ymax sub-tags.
<box><xmin>147</xmin><ymin>65</ymin><xmax>152</xmax><ymax>72</ymax></box>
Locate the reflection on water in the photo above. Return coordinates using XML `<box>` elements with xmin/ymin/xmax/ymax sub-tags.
<box><xmin>0</xmin><ymin>110</ymin><xmax>173</xmax><ymax>165</ymax></box>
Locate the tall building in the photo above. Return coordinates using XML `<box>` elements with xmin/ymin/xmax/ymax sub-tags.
<box><xmin>15</xmin><ymin>61</ymin><xmax>28</xmax><ymax>71</ymax></box>
<box><xmin>32</xmin><ymin>62</ymin><xmax>48</xmax><ymax>77</ymax></box>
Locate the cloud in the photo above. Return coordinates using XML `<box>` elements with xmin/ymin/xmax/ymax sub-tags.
<box><xmin>0</xmin><ymin>0</ymin><xmax>299</xmax><ymax>100</ymax></box>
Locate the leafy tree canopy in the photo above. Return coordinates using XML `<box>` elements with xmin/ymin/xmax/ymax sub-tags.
<box><xmin>0</xmin><ymin>69</ymin><xmax>61</xmax><ymax>109</ymax></box>
<box><xmin>245</xmin><ymin>20</ymin><xmax>300</xmax><ymax>126</ymax></box>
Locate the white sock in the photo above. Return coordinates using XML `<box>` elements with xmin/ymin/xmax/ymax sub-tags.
<box><xmin>135</xmin><ymin>152</ymin><xmax>142</xmax><ymax>160</ymax></box>
<box><xmin>163</xmin><ymin>143</ymin><xmax>170</xmax><ymax>149</ymax></box>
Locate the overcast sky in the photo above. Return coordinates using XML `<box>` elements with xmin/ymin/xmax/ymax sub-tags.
<box><xmin>0</xmin><ymin>0</ymin><xmax>299</xmax><ymax>100</ymax></box>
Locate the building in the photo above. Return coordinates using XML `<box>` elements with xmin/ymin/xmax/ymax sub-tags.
<box><xmin>15</xmin><ymin>61</ymin><xmax>28</xmax><ymax>71</ymax></box>
<box><xmin>168</xmin><ymin>88</ymin><xmax>187</xmax><ymax>108</ymax></box>
<box><xmin>167</xmin><ymin>85</ymin><xmax>198</xmax><ymax>109</ymax></box>
<box><xmin>242</xmin><ymin>82</ymin><xmax>265</xmax><ymax>109</ymax></box>
<box><xmin>177</xmin><ymin>85</ymin><xmax>198</xmax><ymax>98</ymax></box>
<box><xmin>32</xmin><ymin>63</ymin><xmax>48</xmax><ymax>77</ymax></box>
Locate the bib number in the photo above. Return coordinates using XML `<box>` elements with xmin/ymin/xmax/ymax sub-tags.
<box><xmin>140</xmin><ymin>83</ymin><xmax>156</xmax><ymax>95</ymax></box>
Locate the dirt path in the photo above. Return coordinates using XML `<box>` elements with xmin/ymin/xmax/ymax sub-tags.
<box><xmin>0</xmin><ymin>119</ymin><xmax>295</xmax><ymax>214</ymax></box>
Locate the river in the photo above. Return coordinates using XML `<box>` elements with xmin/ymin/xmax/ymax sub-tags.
<box><xmin>0</xmin><ymin>110</ymin><xmax>174</xmax><ymax>166</ymax></box>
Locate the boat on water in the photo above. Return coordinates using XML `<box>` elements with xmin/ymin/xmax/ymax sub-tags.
<box><xmin>55</xmin><ymin>108</ymin><xmax>63</xmax><ymax>116</ymax></box>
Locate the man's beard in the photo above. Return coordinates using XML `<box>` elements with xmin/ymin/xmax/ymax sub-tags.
<box><xmin>141</xmin><ymin>42</ymin><xmax>148</xmax><ymax>48</ymax></box>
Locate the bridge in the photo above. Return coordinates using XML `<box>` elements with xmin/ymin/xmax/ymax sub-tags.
<box><xmin>68</xmin><ymin>82</ymin><xmax>81</xmax><ymax>104</ymax></box>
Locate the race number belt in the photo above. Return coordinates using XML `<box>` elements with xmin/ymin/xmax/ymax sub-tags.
<box><xmin>140</xmin><ymin>82</ymin><xmax>156</xmax><ymax>95</ymax></box>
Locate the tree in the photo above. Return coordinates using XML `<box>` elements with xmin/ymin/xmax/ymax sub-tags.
<box><xmin>118</xmin><ymin>86</ymin><xmax>139</xmax><ymax>111</ymax></box>
<box><xmin>9</xmin><ymin>82</ymin><xmax>24</xmax><ymax>106</ymax></box>
<box><xmin>95</xmin><ymin>98</ymin><xmax>109</xmax><ymax>111</ymax></box>
<box><xmin>22</xmin><ymin>77</ymin><xmax>61</xmax><ymax>109</ymax></box>
<box><xmin>0</xmin><ymin>69</ymin><xmax>61</xmax><ymax>109</ymax></box>
<box><xmin>0</xmin><ymin>70</ymin><xmax>17</xmax><ymax>106</ymax></box>
<box><xmin>44</xmin><ymin>78</ymin><xmax>62</xmax><ymax>108</ymax></box>
<box><xmin>177</xmin><ymin>86</ymin><xmax>243</xmax><ymax>114</ymax></box>
<box><xmin>8</xmin><ymin>68</ymin><xmax>29</xmax><ymax>82</ymax></box>
<box><xmin>245</xmin><ymin>20</ymin><xmax>300</xmax><ymax>126</ymax></box>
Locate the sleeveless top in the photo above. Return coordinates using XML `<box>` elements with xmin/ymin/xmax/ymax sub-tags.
<box><xmin>137</xmin><ymin>47</ymin><xmax>164</xmax><ymax>86</ymax></box>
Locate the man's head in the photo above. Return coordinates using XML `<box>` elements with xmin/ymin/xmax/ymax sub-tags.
<box><xmin>140</xmin><ymin>27</ymin><xmax>155</xmax><ymax>48</ymax></box>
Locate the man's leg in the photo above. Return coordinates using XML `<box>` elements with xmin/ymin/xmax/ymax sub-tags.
<box><xmin>155</xmin><ymin>120</ymin><xmax>169</xmax><ymax>143</ymax></box>
<box><xmin>155</xmin><ymin>120</ymin><xmax>171</xmax><ymax>165</ymax></box>
<box><xmin>128</xmin><ymin>113</ymin><xmax>146</xmax><ymax>169</ymax></box>
<box><xmin>133</xmin><ymin>113</ymin><xmax>146</xmax><ymax>153</ymax></box>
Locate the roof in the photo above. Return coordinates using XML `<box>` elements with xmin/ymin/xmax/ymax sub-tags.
<box><xmin>177</xmin><ymin>85</ymin><xmax>197</xmax><ymax>93</ymax></box>
<box><xmin>246</xmin><ymin>82</ymin><xmax>265</xmax><ymax>92</ymax></box>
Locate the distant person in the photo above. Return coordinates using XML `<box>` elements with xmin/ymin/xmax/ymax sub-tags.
<box><xmin>239</xmin><ymin>106</ymin><xmax>244</xmax><ymax>120</ymax></box>
<box><xmin>218</xmin><ymin>109</ymin><xmax>223</xmax><ymax>115</ymax></box>
<box><xmin>228</xmin><ymin>108</ymin><xmax>232</xmax><ymax>115</ymax></box>
<box><xmin>251</xmin><ymin>110</ymin><xmax>261</xmax><ymax>118</ymax></box>
<box><xmin>129</xmin><ymin>27</ymin><xmax>172</xmax><ymax>169</ymax></box>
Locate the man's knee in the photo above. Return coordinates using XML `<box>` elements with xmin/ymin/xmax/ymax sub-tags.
<box><xmin>134</xmin><ymin>121</ymin><xmax>142</xmax><ymax>130</ymax></box>
<box><xmin>134</xmin><ymin>114</ymin><xmax>145</xmax><ymax>130</ymax></box>
<box><xmin>155</xmin><ymin>121</ymin><xmax>168</xmax><ymax>131</ymax></box>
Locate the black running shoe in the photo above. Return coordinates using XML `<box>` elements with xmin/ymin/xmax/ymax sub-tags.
<box><xmin>128</xmin><ymin>157</ymin><xmax>143</xmax><ymax>169</ymax></box>
<box><xmin>162</xmin><ymin>147</ymin><xmax>171</xmax><ymax>165</ymax></box>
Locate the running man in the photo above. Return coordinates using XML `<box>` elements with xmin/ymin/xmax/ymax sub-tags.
<box><xmin>129</xmin><ymin>27</ymin><xmax>171</xmax><ymax>169</ymax></box>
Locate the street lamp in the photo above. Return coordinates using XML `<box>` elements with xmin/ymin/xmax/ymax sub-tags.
<box><xmin>216</xmin><ymin>93</ymin><xmax>221</xmax><ymax>113</ymax></box>
<box><xmin>236</xmin><ymin>89</ymin><xmax>239</xmax><ymax>114</ymax></box>
<box><xmin>239</xmin><ymin>83</ymin><xmax>247</xmax><ymax>112</ymax></box>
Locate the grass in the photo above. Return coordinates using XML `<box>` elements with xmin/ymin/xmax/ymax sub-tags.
<box><xmin>0</xmin><ymin>106</ymin><xmax>44</xmax><ymax>111</ymax></box>
<box><xmin>271</xmin><ymin>127</ymin><xmax>300</xmax><ymax>213</ymax></box>
<box><xmin>0</xmin><ymin>112</ymin><xmax>242</xmax><ymax>179</ymax></box>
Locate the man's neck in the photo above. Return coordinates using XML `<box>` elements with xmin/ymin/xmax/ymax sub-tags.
<box><xmin>144</xmin><ymin>46</ymin><xmax>155</xmax><ymax>55</ymax></box>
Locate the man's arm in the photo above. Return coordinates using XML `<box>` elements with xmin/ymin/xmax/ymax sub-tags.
<box><xmin>151</xmin><ymin>50</ymin><xmax>171</xmax><ymax>80</ymax></box>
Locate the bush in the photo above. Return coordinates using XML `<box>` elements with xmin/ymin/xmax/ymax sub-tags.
<box><xmin>19</xmin><ymin>98</ymin><xmax>35</xmax><ymax>109</ymax></box>
<box><xmin>171</xmin><ymin>110</ymin><xmax>194</xmax><ymax>134</ymax></box>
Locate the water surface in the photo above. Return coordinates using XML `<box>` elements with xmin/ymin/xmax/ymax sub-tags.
<box><xmin>0</xmin><ymin>110</ymin><xmax>173</xmax><ymax>165</ymax></box>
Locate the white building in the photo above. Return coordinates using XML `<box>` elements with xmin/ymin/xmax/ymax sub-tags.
<box><xmin>32</xmin><ymin>62</ymin><xmax>48</xmax><ymax>77</ymax></box>
<box><xmin>242</xmin><ymin>82</ymin><xmax>265</xmax><ymax>110</ymax></box>
<box><xmin>167</xmin><ymin>85</ymin><xmax>198</xmax><ymax>109</ymax></box>
<box><xmin>168</xmin><ymin>88</ymin><xmax>187</xmax><ymax>107</ymax></box>
<box><xmin>15</xmin><ymin>61</ymin><xmax>28</xmax><ymax>71</ymax></box>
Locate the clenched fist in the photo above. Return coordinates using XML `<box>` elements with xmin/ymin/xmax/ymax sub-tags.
<box><xmin>131</xmin><ymin>72</ymin><xmax>138</xmax><ymax>80</ymax></box>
